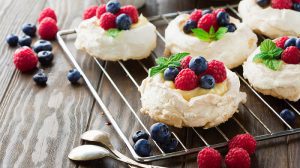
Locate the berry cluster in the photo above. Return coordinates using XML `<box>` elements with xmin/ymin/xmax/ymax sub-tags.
<box><xmin>132</xmin><ymin>123</ymin><xmax>179</xmax><ymax>157</ymax></box>
<box><xmin>82</xmin><ymin>1</ymin><xmax>139</xmax><ymax>31</ymax></box>
<box><xmin>276</xmin><ymin>37</ymin><xmax>300</xmax><ymax>64</ymax></box>
<box><xmin>164</xmin><ymin>56</ymin><xmax>227</xmax><ymax>91</ymax></box>
<box><xmin>183</xmin><ymin>8</ymin><xmax>237</xmax><ymax>34</ymax></box>
<box><xmin>257</xmin><ymin>0</ymin><xmax>300</xmax><ymax>11</ymax></box>
<box><xmin>197</xmin><ymin>133</ymin><xmax>257</xmax><ymax>168</ymax></box>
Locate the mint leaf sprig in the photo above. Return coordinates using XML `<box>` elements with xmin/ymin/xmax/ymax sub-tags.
<box><xmin>106</xmin><ymin>28</ymin><xmax>121</xmax><ymax>38</ymax></box>
<box><xmin>253</xmin><ymin>39</ymin><xmax>283</xmax><ymax>71</ymax></box>
<box><xmin>149</xmin><ymin>53</ymin><xmax>189</xmax><ymax>77</ymax></box>
<box><xmin>191</xmin><ymin>26</ymin><xmax>228</xmax><ymax>42</ymax></box>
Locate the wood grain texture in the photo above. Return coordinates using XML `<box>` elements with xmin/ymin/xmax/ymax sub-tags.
<box><xmin>0</xmin><ymin>0</ymin><xmax>300</xmax><ymax>168</ymax></box>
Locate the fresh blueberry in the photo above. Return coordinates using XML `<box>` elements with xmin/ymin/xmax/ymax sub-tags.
<box><xmin>116</xmin><ymin>14</ymin><xmax>132</xmax><ymax>30</ymax></box>
<box><xmin>164</xmin><ymin>67</ymin><xmax>179</xmax><ymax>81</ymax></box>
<box><xmin>38</xmin><ymin>51</ymin><xmax>54</xmax><ymax>66</ymax></box>
<box><xmin>256</xmin><ymin>0</ymin><xmax>270</xmax><ymax>7</ymax></box>
<box><xmin>33</xmin><ymin>40</ymin><xmax>52</xmax><ymax>53</ymax></box>
<box><xmin>280</xmin><ymin>109</ymin><xmax>296</xmax><ymax>125</ymax></box>
<box><xmin>202</xmin><ymin>9</ymin><xmax>212</xmax><ymax>16</ymax></box>
<box><xmin>134</xmin><ymin>139</ymin><xmax>151</xmax><ymax>157</ymax></box>
<box><xmin>217</xmin><ymin>12</ymin><xmax>230</xmax><ymax>26</ymax></box>
<box><xmin>106</xmin><ymin>0</ymin><xmax>121</xmax><ymax>14</ymax></box>
<box><xmin>18</xmin><ymin>35</ymin><xmax>32</xmax><ymax>47</ymax></box>
<box><xmin>225</xmin><ymin>23</ymin><xmax>237</xmax><ymax>32</ymax></box>
<box><xmin>132</xmin><ymin>130</ymin><xmax>149</xmax><ymax>143</ymax></box>
<box><xmin>6</xmin><ymin>34</ymin><xmax>18</xmax><ymax>47</ymax></box>
<box><xmin>200</xmin><ymin>75</ymin><xmax>215</xmax><ymax>89</ymax></box>
<box><xmin>189</xmin><ymin>56</ymin><xmax>208</xmax><ymax>75</ymax></box>
<box><xmin>296</xmin><ymin>38</ymin><xmax>300</xmax><ymax>49</ymax></box>
<box><xmin>33</xmin><ymin>70</ymin><xmax>48</xmax><ymax>86</ymax></box>
<box><xmin>293</xmin><ymin>3</ymin><xmax>300</xmax><ymax>11</ymax></box>
<box><xmin>161</xmin><ymin>138</ymin><xmax>178</xmax><ymax>153</ymax></box>
<box><xmin>67</xmin><ymin>69</ymin><xmax>81</xmax><ymax>84</ymax></box>
<box><xmin>183</xmin><ymin>20</ymin><xmax>197</xmax><ymax>34</ymax></box>
<box><xmin>22</xmin><ymin>23</ymin><xmax>36</xmax><ymax>37</ymax></box>
<box><xmin>150</xmin><ymin>123</ymin><xmax>171</xmax><ymax>145</ymax></box>
<box><xmin>284</xmin><ymin>38</ymin><xmax>297</xmax><ymax>48</ymax></box>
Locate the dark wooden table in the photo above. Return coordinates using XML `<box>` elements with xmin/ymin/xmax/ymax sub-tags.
<box><xmin>1</xmin><ymin>0</ymin><xmax>300</xmax><ymax>167</ymax></box>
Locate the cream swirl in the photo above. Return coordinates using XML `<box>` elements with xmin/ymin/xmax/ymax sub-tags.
<box><xmin>164</xmin><ymin>14</ymin><xmax>257</xmax><ymax>69</ymax></box>
<box><xmin>75</xmin><ymin>15</ymin><xmax>157</xmax><ymax>61</ymax></box>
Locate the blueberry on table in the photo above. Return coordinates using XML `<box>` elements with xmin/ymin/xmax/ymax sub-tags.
<box><xmin>280</xmin><ymin>109</ymin><xmax>296</xmax><ymax>126</ymax></box>
<box><xmin>200</xmin><ymin>75</ymin><xmax>215</xmax><ymax>89</ymax></box>
<box><xmin>134</xmin><ymin>139</ymin><xmax>151</xmax><ymax>157</ymax></box>
<box><xmin>150</xmin><ymin>123</ymin><xmax>171</xmax><ymax>145</ymax></box>
<box><xmin>284</xmin><ymin>38</ymin><xmax>297</xmax><ymax>49</ymax></box>
<box><xmin>164</xmin><ymin>67</ymin><xmax>179</xmax><ymax>81</ymax></box>
<box><xmin>183</xmin><ymin>20</ymin><xmax>197</xmax><ymax>34</ymax></box>
<box><xmin>132</xmin><ymin>130</ymin><xmax>149</xmax><ymax>143</ymax></box>
<box><xmin>161</xmin><ymin>138</ymin><xmax>178</xmax><ymax>153</ymax></box>
<box><xmin>6</xmin><ymin>34</ymin><xmax>18</xmax><ymax>47</ymax></box>
<box><xmin>256</xmin><ymin>0</ymin><xmax>270</xmax><ymax>8</ymax></box>
<box><xmin>67</xmin><ymin>69</ymin><xmax>81</xmax><ymax>84</ymax></box>
<box><xmin>38</xmin><ymin>51</ymin><xmax>54</xmax><ymax>66</ymax></box>
<box><xmin>33</xmin><ymin>40</ymin><xmax>52</xmax><ymax>53</ymax></box>
<box><xmin>225</xmin><ymin>23</ymin><xmax>237</xmax><ymax>33</ymax></box>
<box><xmin>106</xmin><ymin>0</ymin><xmax>121</xmax><ymax>14</ymax></box>
<box><xmin>18</xmin><ymin>35</ymin><xmax>32</xmax><ymax>47</ymax></box>
<box><xmin>189</xmin><ymin>56</ymin><xmax>208</xmax><ymax>75</ymax></box>
<box><xmin>33</xmin><ymin>70</ymin><xmax>48</xmax><ymax>86</ymax></box>
<box><xmin>116</xmin><ymin>14</ymin><xmax>132</xmax><ymax>30</ymax></box>
<box><xmin>22</xmin><ymin>23</ymin><xmax>37</xmax><ymax>37</ymax></box>
<box><xmin>202</xmin><ymin>9</ymin><xmax>212</xmax><ymax>16</ymax></box>
<box><xmin>293</xmin><ymin>3</ymin><xmax>300</xmax><ymax>11</ymax></box>
<box><xmin>217</xmin><ymin>11</ymin><xmax>230</xmax><ymax>26</ymax></box>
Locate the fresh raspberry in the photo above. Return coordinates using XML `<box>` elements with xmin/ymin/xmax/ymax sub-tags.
<box><xmin>197</xmin><ymin>13</ymin><xmax>218</xmax><ymax>32</ymax></box>
<box><xmin>174</xmin><ymin>69</ymin><xmax>198</xmax><ymax>91</ymax></box>
<box><xmin>96</xmin><ymin>4</ymin><xmax>107</xmax><ymax>19</ymax></box>
<box><xmin>206</xmin><ymin>60</ymin><xmax>227</xmax><ymax>83</ymax></box>
<box><xmin>228</xmin><ymin>134</ymin><xmax>257</xmax><ymax>155</ymax></box>
<box><xmin>13</xmin><ymin>47</ymin><xmax>38</xmax><ymax>72</ymax></box>
<box><xmin>99</xmin><ymin>12</ymin><xmax>116</xmax><ymax>30</ymax></box>
<box><xmin>213</xmin><ymin>8</ymin><xmax>226</xmax><ymax>16</ymax></box>
<box><xmin>271</xmin><ymin>0</ymin><xmax>292</xmax><ymax>9</ymax></box>
<box><xmin>275</xmin><ymin>36</ymin><xmax>289</xmax><ymax>49</ymax></box>
<box><xmin>225</xmin><ymin>148</ymin><xmax>250</xmax><ymax>168</ymax></box>
<box><xmin>197</xmin><ymin>147</ymin><xmax>222</xmax><ymax>168</ymax></box>
<box><xmin>281</xmin><ymin>46</ymin><xmax>300</xmax><ymax>64</ymax></box>
<box><xmin>189</xmin><ymin>9</ymin><xmax>202</xmax><ymax>22</ymax></box>
<box><xmin>180</xmin><ymin>56</ymin><xmax>192</xmax><ymax>69</ymax></box>
<box><xmin>83</xmin><ymin>5</ymin><xmax>98</xmax><ymax>20</ymax></box>
<box><xmin>38</xmin><ymin>17</ymin><xmax>58</xmax><ymax>40</ymax></box>
<box><xmin>38</xmin><ymin>7</ymin><xmax>57</xmax><ymax>23</ymax></box>
<box><xmin>120</xmin><ymin>5</ymin><xmax>139</xmax><ymax>23</ymax></box>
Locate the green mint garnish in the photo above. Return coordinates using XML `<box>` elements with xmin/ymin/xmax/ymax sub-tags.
<box><xmin>106</xmin><ymin>28</ymin><xmax>121</xmax><ymax>38</ymax></box>
<box><xmin>253</xmin><ymin>39</ymin><xmax>283</xmax><ymax>71</ymax></box>
<box><xmin>149</xmin><ymin>52</ymin><xmax>189</xmax><ymax>77</ymax></box>
<box><xmin>191</xmin><ymin>26</ymin><xmax>228</xmax><ymax>42</ymax></box>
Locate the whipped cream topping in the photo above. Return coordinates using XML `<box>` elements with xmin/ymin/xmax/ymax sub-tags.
<box><xmin>238</xmin><ymin>0</ymin><xmax>300</xmax><ymax>38</ymax></box>
<box><xmin>139</xmin><ymin>70</ymin><xmax>246</xmax><ymax>128</ymax></box>
<box><xmin>243</xmin><ymin>45</ymin><xmax>300</xmax><ymax>101</ymax></box>
<box><xmin>75</xmin><ymin>15</ymin><xmax>157</xmax><ymax>61</ymax></box>
<box><xmin>164</xmin><ymin>14</ymin><xmax>257</xmax><ymax>69</ymax></box>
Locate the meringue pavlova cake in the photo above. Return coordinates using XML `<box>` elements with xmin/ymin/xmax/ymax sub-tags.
<box><xmin>243</xmin><ymin>37</ymin><xmax>300</xmax><ymax>101</ymax></box>
<box><xmin>164</xmin><ymin>9</ymin><xmax>257</xmax><ymax>69</ymax></box>
<box><xmin>238</xmin><ymin>0</ymin><xmax>300</xmax><ymax>38</ymax></box>
<box><xmin>75</xmin><ymin>1</ymin><xmax>157</xmax><ymax>61</ymax></box>
<box><xmin>139</xmin><ymin>53</ymin><xmax>247</xmax><ymax>128</ymax></box>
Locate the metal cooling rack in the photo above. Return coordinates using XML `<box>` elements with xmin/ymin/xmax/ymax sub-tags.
<box><xmin>57</xmin><ymin>4</ymin><xmax>300</xmax><ymax>162</ymax></box>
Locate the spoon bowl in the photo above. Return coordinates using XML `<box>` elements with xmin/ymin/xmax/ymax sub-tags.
<box><xmin>81</xmin><ymin>130</ymin><xmax>112</xmax><ymax>147</ymax></box>
<box><xmin>68</xmin><ymin>145</ymin><xmax>112</xmax><ymax>161</ymax></box>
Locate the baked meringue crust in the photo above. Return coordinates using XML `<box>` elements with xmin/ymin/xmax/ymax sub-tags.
<box><xmin>238</xmin><ymin>0</ymin><xmax>300</xmax><ymax>38</ymax></box>
<box><xmin>139</xmin><ymin>70</ymin><xmax>247</xmax><ymax>128</ymax></box>
<box><xmin>75</xmin><ymin>16</ymin><xmax>157</xmax><ymax>61</ymax></box>
<box><xmin>164</xmin><ymin>14</ymin><xmax>257</xmax><ymax>69</ymax></box>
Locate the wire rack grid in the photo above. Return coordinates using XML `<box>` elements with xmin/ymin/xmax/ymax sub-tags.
<box><xmin>57</xmin><ymin>4</ymin><xmax>300</xmax><ymax>162</ymax></box>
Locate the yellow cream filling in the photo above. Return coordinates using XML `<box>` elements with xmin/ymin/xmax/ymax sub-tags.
<box><xmin>131</xmin><ymin>15</ymin><xmax>148</xmax><ymax>29</ymax></box>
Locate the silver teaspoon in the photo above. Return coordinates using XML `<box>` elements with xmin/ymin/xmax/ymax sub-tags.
<box><xmin>81</xmin><ymin>130</ymin><xmax>166</xmax><ymax>168</ymax></box>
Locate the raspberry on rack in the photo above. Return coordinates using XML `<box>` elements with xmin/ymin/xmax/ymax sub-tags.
<box><xmin>225</xmin><ymin>148</ymin><xmax>250</xmax><ymax>168</ymax></box>
<box><xmin>197</xmin><ymin>147</ymin><xmax>222</xmax><ymax>168</ymax></box>
<box><xmin>38</xmin><ymin>17</ymin><xmax>59</xmax><ymax>40</ymax></box>
<box><xmin>228</xmin><ymin>134</ymin><xmax>257</xmax><ymax>155</ymax></box>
